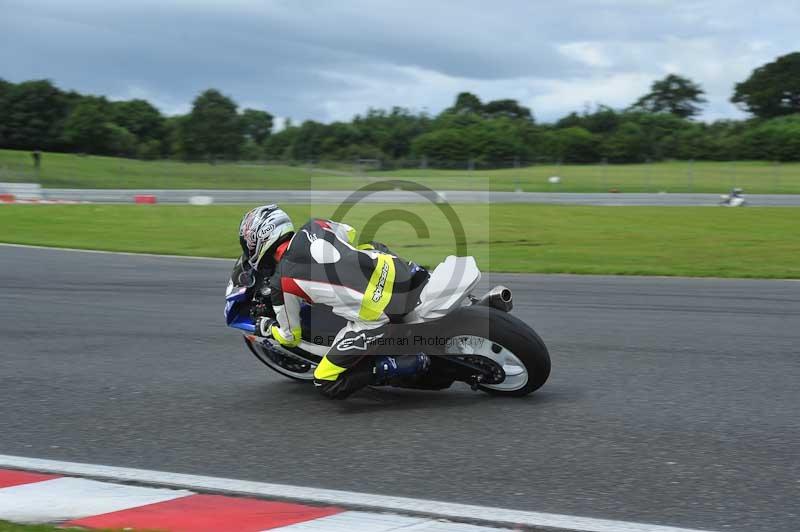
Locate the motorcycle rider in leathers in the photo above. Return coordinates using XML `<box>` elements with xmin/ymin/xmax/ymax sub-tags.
<box><xmin>238</xmin><ymin>205</ymin><xmax>431</xmax><ymax>399</ymax></box>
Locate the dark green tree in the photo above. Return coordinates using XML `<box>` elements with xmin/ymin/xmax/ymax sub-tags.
<box><xmin>483</xmin><ymin>99</ymin><xmax>533</xmax><ymax>121</ymax></box>
<box><xmin>240</xmin><ymin>108</ymin><xmax>274</xmax><ymax>145</ymax></box>
<box><xmin>263</xmin><ymin>125</ymin><xmax>299</xmax><ymax>160</ymax></box>
<box><xmin>60</xmin><ymin>97</ymin><xmax>114</xmax><ymax>153</ymax></box>
<box><xmin>163</xmin><ymin>115</ymin><xmax>189</xmax><ymax>159</ymax></box>
<box><xmin>555</xmin><ymin>111</ymin><xmax>583</xmax><ymax>129</ymax></box>
<box><xmin>600</xmin><ymin>122</ymin><xmax>648</xmax><ymax>162</ymax></box>
<box><xmin>633</xmin><ymin>74</ymin><xmax>706</xmax><ymax>119</ymax></box>
<box><xmin>0</xmin><ymin>78</ymin><xmax>11</xmax><ymax>101</ymax></box>
<box><xmin>181</xmin><ymin>89</ymin><xmax>244</xmax><ymax>160</ymax></box>
<box><xmin>411</xmin><ymin>128</ymin><xmax>474</xmax><ymax>163</ymax></box>
<box><xmin>555</xmin><ymin>105</ymin><xmax>619</xmax><ymax>133</ymax></box>
<box><xmin>547</xmin><ymin>127</ymin><xmax>600</xmax><ymax>163</ymax></box>
<box><xmin>105</xmin><ymin>123</ymin><xmax>138</xmax><ymax>156</ymax></box>
<box><xmin>447</xmin><ymin>92</ymin><xmax>483</xmax><ymax>115</ymax></box>
<box><xmin>112</xmin><ymin>99</ymin><xmax>165</xmax><ymax>143</ymax></box>
<box><xmin>580</xmin><ymin>105</ymin><xmax>620</xmax><ymax>133</ymax></box>
<box><xmin>697</xmin><ymin>120</ymin><xmax>748</xmax><ymax>160</ymax></box>
<box><xmin>353</xmin><ymin>107</ymin><xmax>430</xmax><ymax>159</ymax></box>
<box><xmin>432</xmin><ymin>108</ymin><xmax>485</xmax><ymax>131</ymax></box>
<box><xmin>319</xmin><ymin>121</ymin><xmax>363</xmax><ymax>159</ymax></box>
<box><xmin>137</xmin><ymin>139</ymin><xmax>163</xmax><ymax>160</ymax></box>
<box><xmin>290</xmin><ymin>120</ymin><xmax>327</xmax><ymax>160</ymax></box>
<box><xmin>668</xmin><ymin>124</ymin><xmax>709</xmax><ymax>160</ymax></box>
<box><xmin>0</xmin><ymin>79</ymin><xmax>11</xmax><ymax>145</ymax></box>
<box><xmin>621</xmin><ymin>110</ymin><xmax>693</xmax><ymax>159</ymax></box>
<box><xmin>732</xmin><ymin>52</ymin><xmax>800</xmax><ymax>118</ymax></box>
<box><xmin>739</xmin><ymin>115</ymin><xmax>800</xmax><ymax>161</ymax></box>
<box><xmin>469</xmin><ymin>118</ymin><xmax>528</xmax><ymax>162</ymax></box>
<box><xmin>0</xmin><ymin>79</ymin><xmax>69</xmax><ymax>150</ymax></box>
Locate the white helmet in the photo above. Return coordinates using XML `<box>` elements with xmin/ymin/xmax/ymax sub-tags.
<box><xmin>239</xmin><ymin>204</ymin><xmax>294</xmax><ymax>268</ymax></box>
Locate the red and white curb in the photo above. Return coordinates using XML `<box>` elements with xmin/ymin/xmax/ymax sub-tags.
<box><xmin>0</xmin><ymin>468</ymin><xmax>501</xmax><ymax>532</ymax></box>
<box><xmin>0</xmin><ymin>455</ymin><xmax>715</xmax><ymax>532</ymax></box>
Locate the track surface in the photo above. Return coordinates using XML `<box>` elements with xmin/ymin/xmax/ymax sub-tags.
<box><xmin>1</xmin><ymin>245</ymin><xmax>798</xmax><ymax>532</ymax></box>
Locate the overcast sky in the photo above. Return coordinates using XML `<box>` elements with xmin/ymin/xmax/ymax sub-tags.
<box><xmin>2</xmin><ymin>0</ymin><xmax>798</xmax><ymax>124</ymax></box>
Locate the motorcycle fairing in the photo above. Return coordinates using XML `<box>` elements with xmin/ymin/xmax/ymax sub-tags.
<box><xmin>404</xmin><ymin>256</ymin><xmax>481</xmax><ymax>323</ymax></box>
<box><xmin>225</xmin><ymin>281</ymin><xmax>256</xmax><ymax>333</ymax></box>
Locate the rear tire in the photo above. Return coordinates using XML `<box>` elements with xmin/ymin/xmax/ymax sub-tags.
<box><xmin>441</xmin><ymin>306</ymin><xmax>551</xmax><ymax>396</ymax></box>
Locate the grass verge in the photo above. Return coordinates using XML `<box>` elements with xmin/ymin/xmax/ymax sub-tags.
<box><xmin>0</xmin><ymin>522</ymin><xmax>58</xmax><ymax>532</ymax></box>
<box><xmin>0</xmin><ymin>204</ymin><xmax>797</xmax><ymax>278</ymax></box>
<box><xmin>1</xmin><ymin>149</ymin><xmax>799</xmax><ymax>193</ymax></box>
<box><xmin>0</xmin><ymin>521</ymin><xmax>69</xmax><ymax>532</ymax></box>
<box><xmin>0</xmin><ymin>520</ymin><xmax>145</xmax><ymax>532</ymax></box>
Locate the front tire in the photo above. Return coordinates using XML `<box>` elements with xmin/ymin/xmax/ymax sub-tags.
<box><xmin>244</xmin><ymin>336</ymin><xmax>317</xmax><ymax>381</ymax></box>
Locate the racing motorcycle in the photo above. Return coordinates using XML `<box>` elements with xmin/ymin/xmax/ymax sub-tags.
<box><xmin>720</xmin><ymin>188</ymin><xmax>746</xmax><ymax>207</ymax></box>
<box><xmin>225</xmin><ymin>255</ymin><xmax>550</xmax><ymax>397</ymax></box>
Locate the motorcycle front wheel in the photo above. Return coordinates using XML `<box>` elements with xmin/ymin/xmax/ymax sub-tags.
<box><xmin>244</xmin><ymin>336</ymin><xmax>317</xmax><ymax>381</ymax></box>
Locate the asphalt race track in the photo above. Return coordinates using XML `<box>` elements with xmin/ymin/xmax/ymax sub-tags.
<box><xmin>1</xmin><ymin>245</ymin><xmax>798</xmax><ymax>531</ymax></box>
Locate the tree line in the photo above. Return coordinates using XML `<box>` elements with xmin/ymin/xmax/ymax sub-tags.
<box><xmin>1</xmin><ymin>51</ymin><xmax>798</xmax><ymax>164</ymax></box>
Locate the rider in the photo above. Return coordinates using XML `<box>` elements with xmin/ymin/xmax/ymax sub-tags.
<box><xmin>238</xmin><ymin>204</ymin><xmax>431</xmax><ymax>399</ymax></box>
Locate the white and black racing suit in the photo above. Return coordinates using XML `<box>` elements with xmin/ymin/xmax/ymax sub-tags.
<box><xmin>266</xmin><ymin>218</ymin><xmax>429</xmax><ymax>399</ymax></box>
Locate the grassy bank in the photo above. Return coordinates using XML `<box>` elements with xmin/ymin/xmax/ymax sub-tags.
<box><xmin>0</xmin><ymin>522</ymin><xmax>59</xmax><ymax>532</ymax></box>
<box><xmin>0</xmin><ymin>520</ymin><xmax>133</xmax><ymax>532</ymax></box>
<box><xmin>1</xmin><ymin>204</ymin><xmax>797</xmax><ymax>278</ymax></box>
<box><xmin>1</xmin><ymin>149</ymin><xmax>799</xmax><ymax>193</ymax></box>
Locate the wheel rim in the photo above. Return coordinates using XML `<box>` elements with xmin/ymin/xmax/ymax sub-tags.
<box><xmin>251</xmin><ymin>341</ymin><xmax>316</xmax><ymax>380</ymax></box>
<box><xmin>446</xmin><ymin>335</ymin><xmax>529</xmax><ymax>392</ymax></box>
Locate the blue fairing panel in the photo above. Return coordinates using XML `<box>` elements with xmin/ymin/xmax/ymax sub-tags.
<box><xmin>229</xmin><ymin>314</ymin><xmax>256</xmax><ymax>333</ymax></box>
<box><xmin>225</xmin><ymin>287</ymin><xmax>255</xmax><ymax>332</ymax></box>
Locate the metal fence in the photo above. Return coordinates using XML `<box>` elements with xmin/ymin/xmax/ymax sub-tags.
<box><xmin>0</xmin><ymin>155</ymin><xmax>797</xmax><ymax>194</ymax></box>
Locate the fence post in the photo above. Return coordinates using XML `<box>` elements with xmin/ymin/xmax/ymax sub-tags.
<box><xmin>600</xmin><ymin>158</ymin><xmax>607</xmax><ymax>192</ymax></box>
<box><xmin>772</xmin><ymin>161</ymin><xmax>780</xmax><ymax>192</ymax></box>
<box><xmin>687</xmin><ymin>159</ymin><xmax>694</xmax><ymax>192</ymax></box>
<box><xmin>467</xmin><ymin>158</ymin><xmax>474</xmax><ymax>171</ymax></box>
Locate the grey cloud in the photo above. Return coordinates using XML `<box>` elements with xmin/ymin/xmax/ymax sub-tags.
<box><xmin>1</xmin><ymin>0</ymin><xmax>798</xmax><ymax>122</ymax></box>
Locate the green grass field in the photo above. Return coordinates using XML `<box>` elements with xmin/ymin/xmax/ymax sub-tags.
<box><xmin>1</xmin><ymin>149</ymin><xmax>799</xmax><ymax>193</ymax></box>
<box><xmin>1</xmin><ymin>204</ymin><xmax>797</xmax><ymax>278</ymax></box>
<box><xmin>0</xmin><ymin>522</ymin><xmax>61</xmax><ymax>532</ymax></box>
<box><xmin>0</xmin><ymin>520</ymin><xmax>141</xmax><ymax>532</ymax></box>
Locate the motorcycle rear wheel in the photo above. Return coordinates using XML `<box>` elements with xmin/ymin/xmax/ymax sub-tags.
<box><xmin>442</xmin><ymin>306</ymin><xmax>551</xmax><ymax>396</ymax></box>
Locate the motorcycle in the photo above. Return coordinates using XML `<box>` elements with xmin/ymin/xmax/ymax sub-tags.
<box><xmin>225</xmin><ymin>255</ymin><xmax>550</xmax><ymax>397</ymax></box>
<box><xmin>720</xmin><ymin>188</ymin><xmax>746</xmax><ymax>207</ymax></box>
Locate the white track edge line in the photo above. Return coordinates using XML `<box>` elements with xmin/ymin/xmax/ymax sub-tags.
<box><xmin>0</xmin><ymin>455</ymin><xmax>715</xmax><ymax>532</ymax></box>
<box><xmin>0</xmin><ymin>242</ymin><xmax>232</xmax><ymax>262</ymax></box>
<box><xmin>2</xmin><ymin>242</ymin><xmax>797</xmax><ymax>282</ymax></box>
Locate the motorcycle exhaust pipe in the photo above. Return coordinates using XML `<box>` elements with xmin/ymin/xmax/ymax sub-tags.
<box><xmin>477</xmin><ymin>285</ymin><xmax>513</xmax><ymax>312</ymax></box>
